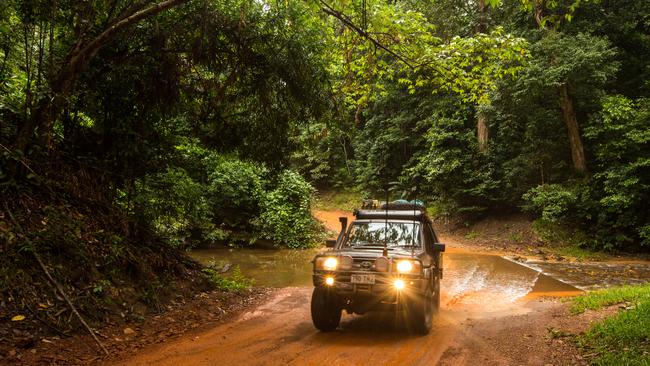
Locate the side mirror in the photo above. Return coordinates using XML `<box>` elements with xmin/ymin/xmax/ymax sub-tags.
<box><xmin>325</xmin><ymin>239</ymin><xmax>337</xmax><ymax>248</ymax></box>
<box><xmin>433</xmin><ymin>243</ymin><xmax>446</xmax><ymax>252</ymax></box>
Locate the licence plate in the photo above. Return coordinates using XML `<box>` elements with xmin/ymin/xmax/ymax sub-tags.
<box><xmin>351</xmin><ymin>274</ymin><xmax>376</xmax><ymax>284</ymax></box>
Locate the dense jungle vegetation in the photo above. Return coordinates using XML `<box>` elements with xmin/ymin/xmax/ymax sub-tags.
<box><xmin>0</xmin><ymin>0</ymin><xmax>648</xmax><ymax>327</ymax></box>
<box><xmin>3</xmin><ymin>0</ymin><xmax>648</xmax><ymax>254</ymax></box>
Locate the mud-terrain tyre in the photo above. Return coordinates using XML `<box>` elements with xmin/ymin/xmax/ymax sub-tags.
<box><xmin>311</xmin><ymin>287</ymin><xmax>342</xmax><ymax>332</ymax></box>
<box><xmin>432</xmin><ymin>277</ymin><xmax>441</xmax><ymax>313</ymax></box>
<box><xmin>407</xmin><ymin>289</ymin><xmax>433</xmax><ymax>335</ymax></box>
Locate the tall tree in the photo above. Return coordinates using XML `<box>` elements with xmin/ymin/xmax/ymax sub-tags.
<box><xmin>524</xmin><ymin>0</ymin><xmax>590</xmax><ymax>172</ymax></box>
<box><xmin>13</xmin><ymin>0</ymin><xmax>190</xmax><ymax>154</ymax></box>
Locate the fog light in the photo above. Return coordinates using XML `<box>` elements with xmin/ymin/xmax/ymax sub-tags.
<box><xmin>325</xmin><ymin>276</ymin><xmax>335</xmax><ymax>286</ymax></box>
<box><xmin>394</xmin><ymin>279</ymin><xmax>405</xmax><ymax>290</ymax></box>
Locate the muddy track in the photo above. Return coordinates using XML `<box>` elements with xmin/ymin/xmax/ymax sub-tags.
<box><xmin>108</xmin><ymin>286</ymin><xmax>593</xmax><ymax>366</ymax></box>
<box><xmin>110</xmin><ymin>252</ymin><xmax>588</xmax><ymax>365</ymax></box>
<box><xmin>104</xmin><ymin>211</ymin><xmax>628</xmax><ymax>365</ymax></box>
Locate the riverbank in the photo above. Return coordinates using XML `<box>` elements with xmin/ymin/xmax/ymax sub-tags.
<box><xmin>1</xmin><ymin>288</ymin><xmax>273</xmax><ymax>365</ymax></box>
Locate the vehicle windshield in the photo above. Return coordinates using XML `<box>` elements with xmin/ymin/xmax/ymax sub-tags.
<box><xmin>344</xmin><ymin>221</ymin><xmax>420</xmax><ymax>249</ymax></box>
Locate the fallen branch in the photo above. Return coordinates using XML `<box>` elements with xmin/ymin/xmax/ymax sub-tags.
<box><xmin>33</xmin><ymin>253</ymin><xmax>110</xmax><ymax>356</ymax></box>
<box><xmin>3</xmin><ymin>202</ymin><xmax>109</xmax><ymax>356</ymax></box>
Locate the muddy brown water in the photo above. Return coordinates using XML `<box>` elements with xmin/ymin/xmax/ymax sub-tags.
<box><xmin>189</xmin><ymin>248</ymin><xmax>583</xmax><ymax>305</ymax></box>
<box><xmin>521</xmin><ymin>259</ymin><xmax>650</xmax><ymax>291</ymax></box>
<box><xmin>190</xmin><ymin>248</ymin><xmax>650</xmax><ymax>293</ymax></box>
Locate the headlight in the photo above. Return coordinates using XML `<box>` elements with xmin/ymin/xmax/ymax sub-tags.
<box><xmin>396</xmin><ymin>260</ymin><xmax>420</xmax><ymax>273</ymax></box>
<box><xmin>396</xmin><ymin>260</ymin><xmax>413</xmax><ymax>272</ymax></box>
<box><xmin>316</xmin><ymin>257</ymin><xmax>338</xmax><ymax>270</ymax></box>
<box><xmin>324</xmin><ymin>257</ymin><xmax>338</xmax><ymax>270</ymax></box>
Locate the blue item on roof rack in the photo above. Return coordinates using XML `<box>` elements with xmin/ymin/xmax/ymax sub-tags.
<box><xmin>392</xmin><ymin>199</ymin><xmax>425</xmax><ymax>206</ymax></box>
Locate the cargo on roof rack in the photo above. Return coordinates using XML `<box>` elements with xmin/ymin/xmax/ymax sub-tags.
<box><xmin>379</xmin><ymin>202</ymin><xmax>426</xmax><ymax>212</ymax></box>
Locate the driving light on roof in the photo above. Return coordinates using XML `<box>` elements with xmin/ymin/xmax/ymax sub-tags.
<box><xmin>396</xmin><ymin>260</ymin><xmax>414</xmax><ymax>273</ymax></box>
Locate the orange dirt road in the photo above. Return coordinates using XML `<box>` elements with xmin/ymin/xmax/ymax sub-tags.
<box><xmin>111</xmin><ymin>287</ymin><xmax>461</xmax><ymax>366</ymax></box>
<box><xmin>110</xmin><ymin>255</ymin><xmax>583</xmax><ymax>366</ymax></box>
<box><xmin>109</xmin><ymin>211</ymin><xmax>586</xmax><ymax>366</ymax></box>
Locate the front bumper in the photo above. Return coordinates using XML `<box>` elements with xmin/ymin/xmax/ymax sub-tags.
<box><xmin>313</xmin><ymin>271</ymin><xmax>427</xmax><ymax>312</ymax></box>
<box><xmin>313</xmin><ymin>270</ymin><xmax>427</xmax><ymax>294</ymax></box>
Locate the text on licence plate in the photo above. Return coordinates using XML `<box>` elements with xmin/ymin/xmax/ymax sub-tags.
<box><xmin>351</xmin><ymin>274</ymin><xmax>376</xmax><ymax>284</ymax></box>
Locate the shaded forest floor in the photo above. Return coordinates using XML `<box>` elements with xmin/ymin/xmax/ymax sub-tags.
<box><xmin>1</xmin><ymin>288</ymin><xmax>272</xmax><ymax>365</ymax></box>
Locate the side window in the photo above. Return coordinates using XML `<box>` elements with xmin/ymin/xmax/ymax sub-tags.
<box><xmin>430</xmin><ymin>225</ymin><xmax>439</xmax><ymax>243</ymax></box>
<box><xmin>423</xmin><ymin>223</ymin><xmax>433</xmax><ymax>251</ymax></box>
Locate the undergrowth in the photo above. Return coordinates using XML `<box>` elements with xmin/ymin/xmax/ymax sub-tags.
<box><xmin>533</xmin><ymin>219</ymin><xmax>608</xmax><ymax>260</ymax></box>
<box><xmin>0</xmin><ymin>188</ymin><xmax>209</xmax><ymax>342</ymax></box>
<box><xmin>202</xmin><ymin>264</ymin><xmax>253</xmax><ymax>292</ymax></box>
<box><xmin>572</xmin><ymin>283</ymin><xmax>650</xmax><ymax>365</ymax></box>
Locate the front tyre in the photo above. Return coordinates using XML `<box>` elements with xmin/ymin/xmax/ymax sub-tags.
<box><xmin>311</xmin><ymin>287</ymin><xmax>342</xmax><ymax>332</ymax></box>
<box><xmin>433</xmin><ymin>277</ymin><xmax>441</xmax><ymax>313</ymax></box>
<box><xmin>408</xmin><ymin>289</ymin><xmax>433</xmax><ymax>335</ymax></box>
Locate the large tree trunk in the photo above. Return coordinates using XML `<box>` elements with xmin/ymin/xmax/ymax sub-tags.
<box><xmin>477</xmin><ymin>112</ymin><xmax>489</xmax><ymax>153</ymax></box>
<box><xmin>559</xmin><ymin>83</ymin><xmax>587</xmax><ymax>173</ymax></box>
<box><xmin>475</xmin><ymin>0</ymin><xmax>489</xmax><ymax>153</ymax></box>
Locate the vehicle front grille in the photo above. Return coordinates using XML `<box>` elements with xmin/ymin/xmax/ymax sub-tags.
<box><xmin>351</xmin><ymin>257</ymin><xmax>378</xmax><ymax>271</ymax></box>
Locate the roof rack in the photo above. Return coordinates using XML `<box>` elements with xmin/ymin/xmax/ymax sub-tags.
<box><xmin>379</xmin><ymin>201</ymin><xmax>426</xmax><ymax>212</ymax></box>
<box><xmin>354</xmin><ymin>209</ymin><xmax>427</xmax><ymax>221</ymax></box>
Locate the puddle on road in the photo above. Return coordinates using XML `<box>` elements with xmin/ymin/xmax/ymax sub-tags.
<box><xmin>189</xmin><ymin>248</ymin><xmax>648</xmax><ymax>306</ymax></box>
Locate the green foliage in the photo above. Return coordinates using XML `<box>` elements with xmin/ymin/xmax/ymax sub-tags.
<box><xmin>522</xmin><ymin>96</ymin><xmax>649</xmax><ymax>251</ymax></box>
<box><xmin>204</xmin><ymin>153</ymin><xmax>268</xmax><ymax>227</ymax></box>
<box><xmin>523</xmin><ymin>184</ymin><xmax>581</xmax><ymax>223</ymax></box>
<box><xmin>517</xmin><ymin>32</ymin><xmax>618</xmax><ymax>103</ymax></box>
<box><xmin>408</xmin><ymin>100</ymin><xmax>500</xmax><ymax>214</ymax></box>
<box><xmin>133</xmin><ymin>167</ymin><xmax>215</xmax><ymax>248</ymax></box>
<box><xmin>584</xmin><ymin>96</ymin><xmax>650</xmax><ymax>249</ymax></box>
<box><xmin>572</xmin><ymin>283</ymin><xmax>650</xmax><ymax>365</ymax></box>
<box><xmin>132</xmin><ymin>151</ymin><xmax>317</xmax><ymax>249</ymax></box>
<box><xmin>1</xmin><ymin>0</ymin><xmax>648</xmax><ymax>268</ymax></box>
<box><xmin>202</xmin><ymin>265</ymin><xmax>253</xmax><ymax>292</ymax></box>
<box><xmin>254</xmin><ymin>170</ymin><xmax>318</xmax><ymax>249</ymax></box>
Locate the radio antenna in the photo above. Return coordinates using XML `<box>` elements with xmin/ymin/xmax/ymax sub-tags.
<box><xmin>412</xmin><ymin>199</ymin><xmax>416</xmax><ymax>257</ymax></box>
<box><xmin>383</xmin><ymin>186</ymin><xmax>389</xmax><ymax>257</ymax></box>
